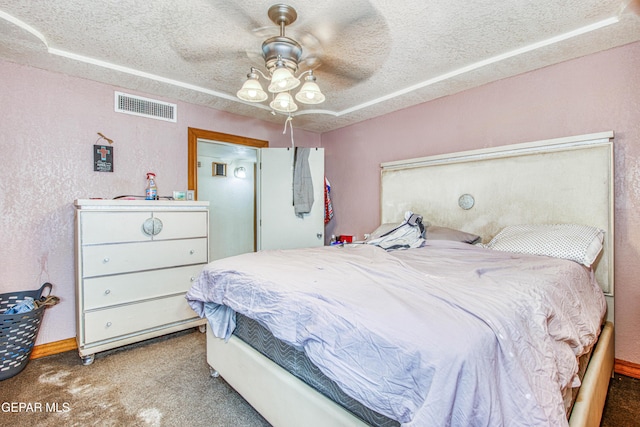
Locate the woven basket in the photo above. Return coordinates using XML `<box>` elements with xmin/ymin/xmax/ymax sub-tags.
<box><xmin>0</xmin><ymin>283</ymin><xmax>53</xmax><ymax>381</ymax></box>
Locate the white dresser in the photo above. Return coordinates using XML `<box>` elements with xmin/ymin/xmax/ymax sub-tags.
<box><xmin>74</xmin><ymin>199</ymin><xmax>209</xmax><ymax>365</ymax></box>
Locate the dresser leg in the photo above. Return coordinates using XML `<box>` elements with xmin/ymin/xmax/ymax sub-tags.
<box><xmin>81</xmin><ymin>354</ymin><xmax>95</xmax><ymax>366</ymax></box>
<box><xmin>209</xmin><ymin>366</ymin><xmax>219</xmax><ymax>378</ymax></box>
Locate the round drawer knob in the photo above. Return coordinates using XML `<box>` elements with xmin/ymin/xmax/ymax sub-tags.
<box><xmin>143</xmin><ymin>217</ymin><xmax>164</xmax><ymax>236</ymax></box>
<box><xmin>189</xmin><ymin>249</ymin><xmax>195</xmax><ymax>255</ymax></box>
<box><xmin>104</xmin><ymin>289</ymin><xmax>111</xmax><ymax>295</ymax></box>
<box><xmin>106</xmin><ymin>322</ymin><xmax>112</xmax><ymax>328</ymax></box>
<box><xmin>103</xmin><ymin>257</ymin><xmax>110</xmax><ymax>263</ymax></box>
<box><xmin>190</xmin><ymin>277</ymin><xmax>196</xmax><ymax>282</ymax></box>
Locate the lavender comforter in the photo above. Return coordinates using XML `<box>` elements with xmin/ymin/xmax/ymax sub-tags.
<box><xmin>186</xmin><ymin>240</ymin><xmax>606</xmax><ymax>426</ymax></box>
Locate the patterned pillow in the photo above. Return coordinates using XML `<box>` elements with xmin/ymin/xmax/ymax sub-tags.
<box><xmin>486</xmin><ymin>224</ymin><xmax>604</xmax><ymax>268</ymax></box>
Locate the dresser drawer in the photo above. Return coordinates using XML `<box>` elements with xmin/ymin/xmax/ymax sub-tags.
<box><xmin>80</xmin><ymin>212</ymin><xmax>151</xmax><ymax>244</ymax></box>
<box><xmin>82</xmin><ymin>238</ymin><xmax>208</xmax><ymax>277</ymax></box>
<box><xmin>83</xmin><ymin>264</ymin><xmax>204</xmax><ymax>310</ymax></box>
<box><xmin>83</xmin><ymin>294</ymin><xmax>199</xmax><ymax>343</ymax></box>
<box><xmin>81</xmin><ymin>211</ymin><xmax>208</xmax><ymax>244</ymax></box>
<box><xmin>151</xmin><ymin>211</ymin><xmax>208</xmax><ymax>241</ymax></box>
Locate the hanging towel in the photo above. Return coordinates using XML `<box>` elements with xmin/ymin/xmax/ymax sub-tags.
<box><xmin>324</xmin><ymin>177</ymin><xmax>333</xmax><ymax>224</ymax></box>
<box><xmin>293</xmin><ymin>147</ymin><xmax>314</xmax><ymax>217</ymax></box>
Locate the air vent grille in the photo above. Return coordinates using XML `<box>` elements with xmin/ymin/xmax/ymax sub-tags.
<box><xmin>115</xmin><ymin>91</ymin><xmax>177</xmax><ymax>122</ymax></box>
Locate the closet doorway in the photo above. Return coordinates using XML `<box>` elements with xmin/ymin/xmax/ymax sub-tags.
<box><xmin>188</xmin><ymin>128</ymin><xmax>268</xmax><ymax>261</ymax></box>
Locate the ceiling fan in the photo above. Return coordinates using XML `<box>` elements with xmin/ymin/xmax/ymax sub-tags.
<box><xmin>164</xmin><ymin>0</ymin><xmax>389</xmax><ymax>112</ymax></box>
<box><xmin>237</xmin><ymin>4</ymin><xmax>326</xmax><ymax>113</ymax></box>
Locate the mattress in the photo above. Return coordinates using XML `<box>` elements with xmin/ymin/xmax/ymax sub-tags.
<box><xmin>233</xmin><ymin>312</ymin><xmax>596</xmax><ymax>426</ymax></box>
<box><xmin>188</xmin><ymin>242</ymin><xmax>607</xmax><ymax>425</ymax></box>
<box><xmin>233</xmin><ymin>313</ymin><xmax>399</xmax><ymax>427</ymax></box>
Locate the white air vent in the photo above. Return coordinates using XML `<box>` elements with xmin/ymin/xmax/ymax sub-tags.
<box><xmin>115</xmin><ymin>91</ymin><xmax>177</xmax><ymax>122</ymax></box>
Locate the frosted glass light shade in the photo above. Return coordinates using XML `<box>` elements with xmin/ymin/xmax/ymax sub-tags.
<box><xmin>268</xmin><ymin>67</ymin><xmax>300</xmax><ymax>93</ymax></box>
<box><xmin>269</xmin><ymin>92</ymin><xmax>298</xmax><ymax>113</ymax></box>
<box><xmin>295</xmin><ymin>80</ymin><xmax>325</xmax><ymax>104</ymax></box>
<box><xmin>237</xmin><ymin>78</ymin><xmax>268</xmax><ymax>102</ymax></box>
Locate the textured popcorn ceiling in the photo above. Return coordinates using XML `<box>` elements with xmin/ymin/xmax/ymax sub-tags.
<box><xmin>0</xmin><ymin>0</ymin><xmax>639</xmax><ymax>133</ymax></box>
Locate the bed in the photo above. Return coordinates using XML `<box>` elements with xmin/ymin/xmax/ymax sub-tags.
<box><xmin>187</xmin><ymin>131</ymin><xmax>615</xmax><ymax>427</ymax></box>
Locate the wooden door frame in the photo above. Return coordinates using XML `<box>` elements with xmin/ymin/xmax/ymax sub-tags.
<box><xmin>188</xmin><ymin>127</ymin><xmax>269</xmax><ymax>197</ymax></box>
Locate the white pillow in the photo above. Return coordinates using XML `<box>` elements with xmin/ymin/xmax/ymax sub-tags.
<box><xmin>486</xmin><ymin>224</ymin><xmax>604</xmax><ymax>268</ymax></box>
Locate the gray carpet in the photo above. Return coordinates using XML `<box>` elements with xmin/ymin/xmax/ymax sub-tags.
<box><xmin>0</xmin><ymin>329</ymin><xmax>269</xmax><ymax>426</ymax></box>
<box><xmin>1</xmin><ymin>329</ymin><xmax>639</xmax><ymax>426</ymax></box>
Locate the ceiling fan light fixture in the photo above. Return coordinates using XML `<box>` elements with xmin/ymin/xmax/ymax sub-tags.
<box><xmin>237</xmin><ymin>71</ymin><xmax>268</xmax><ymax>102</ymax></box>
<box><xmin>236</xmin><ymin>4</ymin><xmax>326</xmax><ymax>115</ymax></box>
<box><xmin>295</xmin><ymin>72</ymin><xmax>325</xmax><ymax>104</ymax></box>
<box><xmin>270</xmin><ymin>92</ymin><xmax>298</xmax><ymax>113</ymax></box>
<box><xmin>268</xmin><ymin>65</ymin><xmax>300</xmax><ymax>93</ymax></box>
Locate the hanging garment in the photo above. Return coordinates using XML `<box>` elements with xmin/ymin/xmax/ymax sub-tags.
<box><xmin>324</xmin><ymin>177</ymin><xmax>334</xmax><ymax>224</ymax></box>
<box><xmin>293</xmin><ymin>147</ymin><xmax>314</xmax><ymax>217</ymax></box>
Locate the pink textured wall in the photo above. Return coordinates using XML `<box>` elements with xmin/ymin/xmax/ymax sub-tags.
<box><xmin>0</xmin><ymin>59</ymin><xmax>320</xmax><ymax>346</ymax></box>
<box><xmin>323</xmin><ymin>42</ymin><xmax>640</xmax><ymax>366</ymax></box>
<box><xmin>1</xmin><ymin>41</ymin><xmax>638</xmax><ymax>367</ymax></box>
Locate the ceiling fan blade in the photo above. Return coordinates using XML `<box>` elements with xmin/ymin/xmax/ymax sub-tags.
<box><xmin>161</xmin><ymin>0</ymin><xmax>265</xmax><ymax>63</ymax></box>
<box><xmin>308</xmin><ymin>56</ymin><xmax>379</xmax><ymax>88</ymax></box>
<box><xmin>292</xmin><ymin>2</ymin><xmax>391</xmax><ymax>87</ymax></box>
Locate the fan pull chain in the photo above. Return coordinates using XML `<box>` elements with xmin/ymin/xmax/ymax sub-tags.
<box><xmin>283</xmin><ymin>115</ymin><xmax>295</xmax><ymax>148</ymax></box>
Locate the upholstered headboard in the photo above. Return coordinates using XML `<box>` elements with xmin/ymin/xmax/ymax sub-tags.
<box><xmin>380</xmin><ymin>131</ymin><xmax>614</xmax><ymax>319</ymax></box>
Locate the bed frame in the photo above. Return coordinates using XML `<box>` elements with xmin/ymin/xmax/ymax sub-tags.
<box><xmin>206</xmin><ymin>131</ymin><xmax>615</xmax><ymax>427</ymax></box>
